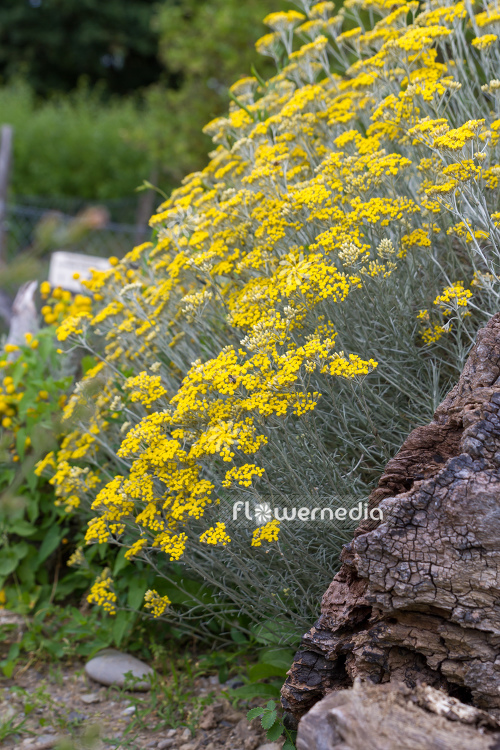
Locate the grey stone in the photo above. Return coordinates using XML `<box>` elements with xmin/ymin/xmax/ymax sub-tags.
<box><xmin>0</xmin><ymin>704</ymin><xmax>16</xmax><ymax>723</ymax></box>
<box><xmin>157</xmin><ymin>740</ymin><xmax>175</xmax><ymax>750</ymax></box>
<box><xmin>256</xmin><ymin>745</ymin><xmax>282</xmax><ymax>750</ymax></box>
<box><xmin>85</xmin><ymin>648</ymin><xmax>154</xmax><ymax>690</ymax></box>
<box><xmin>121</xmin><ymin>705</ymin><xmax>136</xmax><ymax>716</ymax></box>
<box><xmin>80</xmin><ymin>692</ymin><xmax>101</xmax><ymax>704</ymax></box>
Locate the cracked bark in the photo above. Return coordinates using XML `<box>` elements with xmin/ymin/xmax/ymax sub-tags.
<box><xmin>282</xmin><ymin>313</ymin><xmax>500</xmax><ymax>722</ymax></box>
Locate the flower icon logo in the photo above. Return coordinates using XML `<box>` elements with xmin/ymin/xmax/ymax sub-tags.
<box><xmin>254</xmin><ymin>502</ymin><xmax>273</xmax><ymax>524</ymax></box>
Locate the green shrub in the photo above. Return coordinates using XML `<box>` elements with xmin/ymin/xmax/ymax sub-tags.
<box><xmin>0</xmin><ymin>325</ymin><xmax>75</xmax><ymax>612</ymax></box>
<box><xmin>40</xmin><ymin>0</ymin><xmax>500</xmax><ymax>643</ymax></box>
<box><xmin>0</xmin><ymin>0</ymin><xmax>162</xmax><ymax>97</ymax></box>
<box><xmin>0</xmin><ymin>82</ymin><xmax>154</xmax><ymax>201</ymax></box>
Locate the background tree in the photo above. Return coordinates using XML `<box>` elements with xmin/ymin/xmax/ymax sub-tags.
<box><xmin>0</xmin><ymin>0</ymin><xmax>164</xmax><ymax>96</ymax></box>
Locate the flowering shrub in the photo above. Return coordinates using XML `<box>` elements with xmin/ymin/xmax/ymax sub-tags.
<box><xmin>42</xmin><ymin>0</ymin><xmax>500</xmax><ymax>640</ymax></box>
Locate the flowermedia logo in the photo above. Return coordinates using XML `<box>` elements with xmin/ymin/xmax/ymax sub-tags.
<box><xmin>232</xmin><ymin>499</ymin><xmax>383</xmax><ymax>524</ymax></box>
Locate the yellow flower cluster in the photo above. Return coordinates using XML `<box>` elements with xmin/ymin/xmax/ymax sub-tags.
<box><xmin>87</xmin><ymin>568</ymin><xmax>117</xmax><ymax>615</ymax></box>
<box><xmin>251</xmin><ymin>519</ymin><xmax>280</xmax><ymax>547</ymax></box>
<box><xmin>222</xmin><ymin>463</ymin><xmax>265</xmax><ymax>488</ymax></box>
<box><xmin>124</xmin><ymin>372</ymin><xmax>168</xmax><ymax>408</ymax></box>
<box><xmin>434</xmin><ymin>282</ymin><xmax>472</xmax><ymax>314</ymax></box>
<box><xmin>40</xmin><ymin>282</ymin><xmax>92</xmax><ymax>329</ymax></box>
<box><xmin>144</xmin><ymin>589</ymin><xmax>171</xmax><ymax>618</ymax></box>
<box><xmin>39</xmin><ymin>0</ymin><xmax>500</xmax><ymax>611</ymax></box>
<box><xmin>199</xmin><ymin>522</ymin><xmax>232</xmax><ymax>546</ymax></box>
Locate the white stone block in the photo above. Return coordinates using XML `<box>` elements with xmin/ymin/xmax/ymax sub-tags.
<box><xmin>48</xmin><ymin>251</ymin><xmax>111</xmax><ymax>293</ymax></box>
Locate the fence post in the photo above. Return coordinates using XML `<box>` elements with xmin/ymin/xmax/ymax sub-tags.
<box><xmin>0</xmin><ymin>125</ymin><xmax>13</xmax><ymax>265</ymax></box>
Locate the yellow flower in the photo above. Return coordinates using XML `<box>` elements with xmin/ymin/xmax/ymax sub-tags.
<box><xmin>87</xmin><ymin>569</ymin><xmax>117</xmax><ymax>615</ymax></box>
<box><xmin>251</xmin><ymin>519</ymin><xmax>280</xmax><ymax>547</ymax></box>
<box><xmin>40</xmin><ymin>281</ymin><xmax>51</xmax><ymax>298</ymax></box>
<box><xmin>472</xmin><ymin>34</ymin><xmax>498</xmax><ymax>50</ymax></box>
<box><xmin>199</xmin><ymin>522</ymin><xmax>231</xmax><ymax>546</ymax></box>
<box><xmin>144</xmin><ymin>589</ymin><xmax>171</xmax><ymax>618</ymax></box>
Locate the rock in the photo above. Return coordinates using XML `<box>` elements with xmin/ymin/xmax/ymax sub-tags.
<box><xmin>121</xmin><ymin>705</ymin><xmax>136</xmax><ymax>716</ymax></box>
<box><xmin>28</xmin><ymin>735</ymin><xmax>61</xmax><ymax>750</ymax></box>
<box><xmin>180</xmin><ymin>727</ymin><xmax>192</xmax><ymax>741</ymax></box>
<box><xmin>296</xmin><ymin>681</ymin><xmax>500</xmax><ymax>750</ymax></box>
<box><xmin>244</xmin><ymin>739</ymin><xmax>263</xmax><ymax>750</ymax></box>
<box><xmin>157</xmin><ymin>740</ymin><xmax>175</xmax><ymax>750</ymax></box>
<box><xmin>282</xmin><ymin>314</ymin><xmax>500</xmax><ymax>721</ymax></box>
<box><xmin>199</xmin><ymin>704</ymin><xmax>218</xmax><ymax>730</ymax></box>
<box><xmin>256</xmin><ymin>744</ymin><xmax>282</xmax><ymax>750</ymax></box>
<box><xmin>224</xmin><ymin>675</ymin><xmax>245</xmax><ymax>689</ymax></box>
<box><xmin>0</xmin><ymin>704</ymin><xmax>16</xmax><ymax>723</ymax></box>
<box><xmin>67</xmin><ymin>710</ymin><xmax>86</xmax><ymax>723</ymax></box>
<box><xmin>85</xmin><ymin>648</ymin><xmax>154</xmax><ymax>690</ymax></box>
<box><xmin>178</xmin><ymin>744</ymin><xmax>196</xmax><ymax>750</ymax></box>
<box><xmin>80</xmin><ymin>692</ymin><xmax>101</xmax><ymax>704</ymax></box>
<box><xmin>166</xmin><ymin>728</ymin><xmax>177</xmax><ymax>738</ymax></box>
<box><xmin>225</xmin><ymin>710</ymin><xmax>246</xmax><ymax>723</ymax></box>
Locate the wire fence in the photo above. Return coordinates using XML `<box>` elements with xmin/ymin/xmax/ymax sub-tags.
<box><xmin>6</xmin><ymin>196</ymin><xmax>150</xmax><ymax>260</ymax></box>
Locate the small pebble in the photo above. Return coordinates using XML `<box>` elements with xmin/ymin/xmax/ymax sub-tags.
<box><xmin>121</xmin><ymin>704</ymin><xmax>137</xmax><ymax>716</ymax></box>
<box><xmin>166</xmin><ymin>728</ymin><xmax>177</xmax><ymax>738</ymax></box>
<box><xmin>180</xmin><ymin>727</ymin><xmax>192</xmax><ymax>741</ymax></box>
<box><xmin>80</xmin><ymin>692</ymin><xmax>101</xmax><ymax>704</ymax></box>
<box><xmin>67</xmin><ymin>710</ymin><xmax>86</xmax><ymax>723</ymax></box>
<box><xmin>157</xmin><ymin>740</ymin><xmax>175</xmax><ymax>750</ymax></box>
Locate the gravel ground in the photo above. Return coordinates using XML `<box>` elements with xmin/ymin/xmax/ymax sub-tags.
<box><xmin>0</xmin><ymin>661</ymin><xmax>274</xmax><ymax>750</ymax></box>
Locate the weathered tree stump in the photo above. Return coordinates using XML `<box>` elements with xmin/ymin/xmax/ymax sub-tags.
<box><xmin>296</xmin><ymin>680</ymin><xmax>500</xmax><ymax>750</ymax></box>
<box><xmin>282</xmin><ymin>313</ymin><xmax>500</xmax><ymax>721</ymax></box>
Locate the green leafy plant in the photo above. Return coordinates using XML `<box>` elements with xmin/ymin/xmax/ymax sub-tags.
<box><xmin>42</xmin><ymin>0</ymin><xmax>500</xmax><ymax>649</ymax></box>
<box><xmin>247</xmin><ymin>700</ymin><xmax>296</xmax><ymax>749</ymax></box>
<box><xmin>0</xmin><ymin>326</ymin><xmax>73</xmax><ymax>613</ymax></box>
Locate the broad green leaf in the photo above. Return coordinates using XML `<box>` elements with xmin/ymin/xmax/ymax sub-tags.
<box><xmin>113</xmin><ymin>610</ymin><xmax>133</xmax><ymax>647</ymax></box>
<box><xmin>259</xmin><ymin>648</ymin><xmax>295</xmax><ymax>671</ymax></box>
<box><xmin>249</xmin><ymin>663</ymin><xmax>287</xmax><ymax>682</ymax></box>
<box><xmin>261</xmin><ymin>710</ymin><xmax>277</xmax><ymax>730</ymax></box>
<box><xmin>36</xmin><ymin>524</ymin><xmax>64</xmax><ymax>565</ymax></box>
<box><xmin>0</xmin><ymin>543</ymin><xmax>29</xmax><ymax>575</ymax></box>
<box><xmin>247</xmin><ymin>707</ymin><xmax>265</xmax><ymax>721</ymax></box>
<box><xmin>126</xmin><ymin>575</ymin><xmax>149</xmax><ymax>610</ymax></box>
<box><xmin>252</xmin><ymin>620</ymin><xmax>301</xmax><ymax>646</ymax></box>
<box><xmin>113</xmin><ymin>547</ymin><xmax>130</xmax><ymax>576</ymax></box>
<box><xmin>9</xmin><ymin>519</ymin><xmax>37</xmax><ymax>537</ymax></box>
<box><xmin>230</xmin><ymin>626</ymin><xmax>248</xmax><ymax>644</ymax></box>
<box><xmin>266</xmin><ymin>722</ymin><xmax>283</xmax><ymax>742</ymax></box>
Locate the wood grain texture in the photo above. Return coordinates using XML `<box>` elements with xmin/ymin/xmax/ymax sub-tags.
<box><xmin>296</xmin><ymin>681</ymin><xmax>500</xmax><ymax>750</ymax></box>
<box><xmin>283</xmin><ymin>314</ymin><xmax>500</xmax><ymax>721</ymax></box>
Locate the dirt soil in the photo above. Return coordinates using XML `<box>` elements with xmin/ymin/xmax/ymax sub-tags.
<box><xmin>0</xmin><ymin>661</ymin><xmax>273</xmax><ymax>750</ymax></box>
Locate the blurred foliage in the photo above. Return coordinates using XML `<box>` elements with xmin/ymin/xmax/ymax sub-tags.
<box><xmin>0</xmin><ymin>328</ymin><xmax>74</xmax><ymax>613</ymax></box>
<box><xmin>0</xmin><ymin>0</ymin><xmax>163</xmax><ymax>97</ymax></box>
<box><xmin>145</xmin><ymin>0</ymin><xmax>289</xmax><ymax>181</ymax></box>
<box><xmin>0</xmin><ymin>323</ymin><xmax>160</xmax><ymax>644</ymax></box>
<box><xmin>0</xmin><ymin>82</ymin><xmax>155</xmax><ymax>200</ymax></box>
<box><xmin>0</xmin><ymin>0</ymin><xmax>294</xmax><ymax>200</ymax></box>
